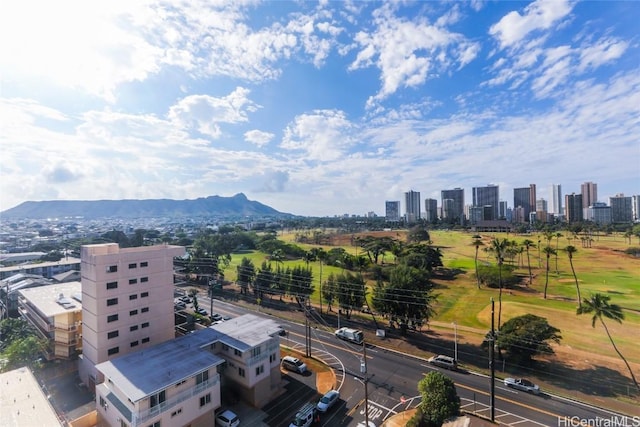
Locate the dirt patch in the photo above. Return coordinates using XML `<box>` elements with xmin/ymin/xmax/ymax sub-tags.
<box><xmin>280</xmin><ymin>348</ymin><xmax>336</xmax><ymax>394</ymax></box>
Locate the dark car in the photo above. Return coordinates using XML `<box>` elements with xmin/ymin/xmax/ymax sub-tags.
<box><xmin>194</xmin><ymin>307</ymin><xmax>208</xmax><ymax>316</ymax></box>
<box><xmin>210</xmin><ymin>313</ymin><xmax>223</xmax><ymax>322</ymax></box>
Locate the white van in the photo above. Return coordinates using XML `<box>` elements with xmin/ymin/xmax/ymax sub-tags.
<box><xmin>428</xmin><ymin>354</ymin><xmax>457</xmax><ymax>370</ymax></box>
<box><xmin>335</xmin><ymin>327</ymin><xmax>364</xmax><ymax>344</ymax></box>
<box><xmin>289</xmin><ymin>402</ymin><xmax>317</xmax><ymax>427</ymax></box>
<box><xmin>282</xmin><ymin>356</ymin><xmax>307</xmax><ymax>374</ymax></box>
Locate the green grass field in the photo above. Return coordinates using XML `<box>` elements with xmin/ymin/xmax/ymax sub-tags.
<box><xmin>223</xmin><ymin>229</ymin><xmax>640</xmax><ymax>364</ymax></box>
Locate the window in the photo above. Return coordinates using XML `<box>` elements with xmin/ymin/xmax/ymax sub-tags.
<box><xmin>199</xmin><ymin>393</ymin><xmax>211</xmax><ymax>407</ymax></box>
<box><xmin>130</xmin><ymin>340</ymin><xmax>139</xmax><ymax>347</ymax></box>
<box><xmin>99</xmin><ymin>396</ymin><xmax>106</xmax><ymax>408</ymax></box>
<box><xmin>150</xmin><ymin>390</ymin><xmax>165</xmax><ymax>408</ymax></box>
<box><xmin>141</xmin><ymin>307</ymin><xmax>149</xmax><ymax>313</ymax></box>
<box><xmin>106</xmin><ymin>281</ymin><xmax>118</xmax><ymax>290</ymax></box>
<box><xmin>129</xmin><ymin>278</ymin><xmax>137</xmax><ymax>285</ymax></box>
<box><xmin>107</xmin><ymin>330</ymin><xmax>119</xmax><ymax>339</ymax></box>
<box><xmin>175</xmin><ymin>380</ymin><xmax>186</xmax><ymax>387</ymax></box>
<box><xmin>148</xmin><ymin>422</ymin><xmax>160</xmax><ymax>427</ymax></box>
<box><xmin>107</xmin><ymin>298</ymin><xmax>118</xmax><ymax>306</ymax></box>
<box><xmin>234</xmin><ymin>349</ymin><xmax>241</xmax><ymax>356</ymax></box>
<box><xmin>255</xmin><ymin>365</ymin><xmax>264</xmax><ymax>376</ymax></box>
<box><xmin>141</xmin><ymin>291</ymin><xmax>149</xmax><ymax>298</ymax></box>
<box><xmin>128</xmin><ymin>263</ymin><xmax>137</xmax><ymax>269</ymax></box>
<box><xmin>140</xmin><ymin>277</ymin><xmax>149</xmax><ymax>283</ymax></box>
<box><xmin>108</xmin><ymin>346</ymin><xmax>119</xmax><ymax>356</ymax></box>
<box><xmin>252</xmin><ymin>347</ymin><xmax>261</xmax><ymax>357</ymax></box>
<box><xmin>222</xmin><ymin>344</ymin><xmax>229</xmax><ymax>352</ymax></box>
<box><xmin>120</xmin><ymin>419</ymin><xmax>128</xmax><ymax>427</ymax></box>
<box><xmin>107</xmin><ymin>314</ymin><xmax>118</xmax><ymax>323</ymax></box>
<box><xmin>270</xmin><ymin>353</ymin><xmax>277</xmax><ymax>363</ymax></box>
<box><xmin>196</xmin><ymin>370</ymin><xmax>209</xmax><ymax>385</ymax></box>
<box><xmin>130</xmin><ymin>325</ymin><xmax>138</xmax><ymax>332</ymax></box>
<box><xmin>140</xmin><ymin>262</ymin><xmax>148</xmax><ymax>268</ymax></box>
<box><xmin>107</xmin><ymin>265</ymin><xmax>118</xmax><ymax>273</ymax></box>
<box><xmin>130</xmin><ymin>310</ymin><xmax>138</xmax><ymax>316</ymax></box>
<box><xmin>238</xmin><ymin>367</ymin><xmax>245</xmax><ymax>377</ymax></box>
<box><xmin>171</xmin><ymin>408</ymin><xmax>182</xmax><ymax>417</ymax></box>
<box><xmin>141</xmin><ymin>322</ymin><xmax>149</xmax><ymax>328</ymax></box>
<box><xmin>142</xmin><ymin>337</ymin><xmax>150</xmax><ymax>343</ymax></box>
<box><xmin>129</xmin><ymin>294</ymin><xmax>138</xmax><ymax>300</ymax></box>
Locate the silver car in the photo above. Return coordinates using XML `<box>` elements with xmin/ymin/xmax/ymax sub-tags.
<box><xmin>316</xmin><ymin>389</ymin><xmax>340</xmax><ymax>413</ymax></box>
<box><xmin>504</xmin><ymin>377</ymin><xmax>540</xmax><ymax>394</ymax></box>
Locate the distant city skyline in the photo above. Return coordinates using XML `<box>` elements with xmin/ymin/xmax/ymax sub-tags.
<box><xmin>387</xmin><ymin>180</ymin><xmax>639</xmax><ymax>223</ymax></box>
<box><xmin>1</xmin><ymin>1</ymin><xmax>639</xmax><ymax>216</ymax></box>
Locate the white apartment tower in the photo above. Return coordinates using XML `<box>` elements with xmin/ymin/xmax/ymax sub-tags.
<box><xmin>79</xmin><ymin>243</ymin><xmax>186</xmax><ymax>390</ymax></box>
<box><xmin>549</xmin><ymin>184</ymin><xmax>563</xmax><ymax>216</ymax></box>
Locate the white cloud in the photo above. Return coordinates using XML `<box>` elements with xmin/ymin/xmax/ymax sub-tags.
<box><xmin>349</xmin><ymin>3</ymin><xmax>479</xmax><ymax>107</ymax></box>
<box><xmin>280</xmin><ymin>110</ymin><xmax>354</xmax><ymax>161</ymax></box>
<box><xmin>244</xmin><ymin>130</ymin><xmax>274</xmax><ymax>147</ymax></box>
<box><xmin>489</xmin><ymin>0</ymin><xmax>574</xmax><ymax>49</ymax></box>
<box><xmin>578</xmin><ymin>37</ymin><xmax>629</xmax><ymax>73</ymax></box>
<box><xmin>168</xmin><ymin>88</ymin><xmax>258</xmax><ymax>139</ymax></box>
<box><xmin>0</xmin><ymin>0</ymin><xmax>164</xmax><ymax>102</ymax></box>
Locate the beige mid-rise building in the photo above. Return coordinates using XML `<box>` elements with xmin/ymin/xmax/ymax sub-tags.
<box><xmin>18</xmin><ymin>281</ymin><xmax>83</xmax><ymax>360</ymax></box>
<box><xmin>79</xmin><ymin>243</ymin><xmax>186</xmax><ymax>390</ymax></box>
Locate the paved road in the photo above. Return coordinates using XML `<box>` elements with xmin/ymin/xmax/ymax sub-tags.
<box><xmin>205</xmin><ymin>296</ymin><xmax>640</xmax><ymax>427</ymax></box>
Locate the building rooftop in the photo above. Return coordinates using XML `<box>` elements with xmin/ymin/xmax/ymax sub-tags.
<box><xmin>0</xmin><ymin>366</ymin><xmax>62</xmax><ymax>427</ymax></box>
<box><xmin>211</xmin><ymin>313</ymin><xmax>282</xmax><ymax>350</ymax></box>
<box><xmin>96</xmin><ymin>329</ymin><xmax>225</xmax><ymax>402</ymax></box>
<box><xmin>18</xmin><ymin>282</ymin><xmax>82</xmax><ymax>317</ymax></box>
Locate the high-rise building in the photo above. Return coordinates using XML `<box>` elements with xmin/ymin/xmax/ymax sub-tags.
<box><xmin>565</xmin><ymin>193</ymin><xmax>583</xmax><ymax>223</ymax></box>
<box><xmin>536</xmin><ymin>199</ymin><xmax>548</xmax><ymax>223</ymax></box>
<box><xmin>610</xmin><ymin>194</ymin><xmax>633</xmax><ymax>223</ymax></box>
<box><xmin>581</xmin><ymin>181</ymin><xmax>598</xmax><ymax>209</ymax></box>
<box><xmin>424</xmin><ymin>198</ymin><xmax>438</xmax><ymax>222</ymax></box>
<box><xmin>586</xmin><ymin>203</ymin><xmax>612</xmax><ymax>224</ymax></box>
<box><xmin>472</xmin><ymin>185</ymin><xmax>499</xmax><ymax>220</ymax></box>
<box><xmin>441</xmin><ymin>188</ymin><xmax>465</xmax><ymax>224</ymax></box>
<box><xmin>79</xmin><ymin>243</ymin><xmax>186</xmax><ymax>390</ymax></box>
<box><xmin>513</xmin><ymin>184</ymin><xmax>537</xmax><ymax>222</ymax></box>
<box><xmin>385</xmin><ymin>201</ymin><xmax>400</xmax><ymax>222</ymax></box>
<box><xmin>404</xmin><ymin>190</ymin><xmax>421</xmax><ymax>223</ymax></box>
<box><xmin>549</xmin><ymin>184</ymin><xmax>563</xmax><ymax>215</ymax></box>
<box><xmin>633</xmin><ymin>195</ymin><xmax>640</xmax><ymax>222</ymax></box>
<box><xmin>499</xmin><ymin>201</ymin><xmax>509</xmax><ymax>220</ymax></box>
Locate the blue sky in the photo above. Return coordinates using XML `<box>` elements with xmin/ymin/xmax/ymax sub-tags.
<box><xmin>1</xmin><ymin>0</ymin><xmax>638</xmax><ymax>217</ymax></box>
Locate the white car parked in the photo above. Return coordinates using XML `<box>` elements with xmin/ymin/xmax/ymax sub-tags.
<box><xmin>215</xmin><ymin>409</ymin><xmax>240</xmax><ymax>427</ymax></box>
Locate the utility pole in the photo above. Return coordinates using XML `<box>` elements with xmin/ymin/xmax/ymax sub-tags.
<box><xmin>489</xmin><ymin>298</ymin><xmax>495</xmax><ymax>422</ymax></box>
<box><xmin>303</xmin><ymin>303</ymin><xmax>311</xmax><ymax>357</ymax></box>
<box><xmin>362</xmin><ymin>340</ymin><xmax>370</xmax><ymax>427</ymax></box>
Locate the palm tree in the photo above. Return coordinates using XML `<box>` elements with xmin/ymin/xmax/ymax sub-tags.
<box><xmin>490</xmin><ymin>238</ymin><xmax>508</xmax><ymax>330</ymax></box>
<box><xmin>577</xmin><ymin>294</ymin><xmax>640</xmax><ymax>393</ymax></box>
<box><xmin>522</xmin><ymin>239</ymin><xmax>534</xmax><ymax>286</ymax></box>
<box><xmin>554</xmin><ymin>232</ymin><xmax>563</xmax><ymax>274</ymax></box>
<box><xmin>471</xmin><ymin>236</ymin><xmax>484</xmax><ymax>289</ymax></box>
<box><xmin>188</xmin><ymin>288</ymin><xmax>199</xmax><ymax>312</ymax></box>
<box><xmin>565</xmin><ymin>245</ymin><xmax>581</xmax><ymax>308</ymax></box>
<box><xmin>542</xmin><ymin>246</ymin><xmax>556</xmax><ymax>299</ymax></box>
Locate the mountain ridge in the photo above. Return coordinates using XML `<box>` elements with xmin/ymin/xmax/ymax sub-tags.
<box><xmin>0</xmin><ymin>193</ymin><xmax>293</xmax><ymax>220</ymax></box>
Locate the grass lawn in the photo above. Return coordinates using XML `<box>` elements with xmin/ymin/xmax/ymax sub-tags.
<box><xmin>223</xmin><ymin>229</ymin><xmax>640</xmax><ymax>365</ymax></box>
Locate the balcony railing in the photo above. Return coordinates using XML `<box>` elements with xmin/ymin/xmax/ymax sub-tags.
<box><xmin>131</xmin><ymin>374</ymin><xmax>220</xmax><ymax>426</ymax></box>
